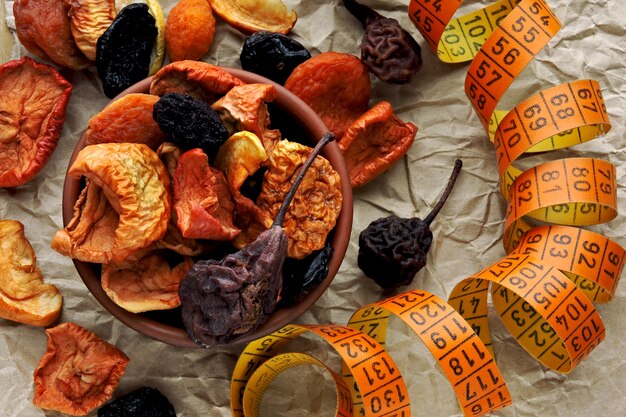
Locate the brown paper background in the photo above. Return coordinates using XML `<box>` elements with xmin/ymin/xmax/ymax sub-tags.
<box><xmin>1</xmin><ymin>1</ymin><xmax>625</xmax><ymax>416</ymax></box>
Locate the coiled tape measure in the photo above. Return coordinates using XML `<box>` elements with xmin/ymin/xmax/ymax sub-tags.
<box><xmin>230</xmin><ymin>1</ymin><xmax>624</xmax><ymax>416</ymax></box>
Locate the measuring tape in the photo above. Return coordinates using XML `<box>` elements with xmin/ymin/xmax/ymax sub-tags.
<box><xmin>230</xmin><ymin>1</ymin><xmax>624</xmax><ymax>416</ymax></box>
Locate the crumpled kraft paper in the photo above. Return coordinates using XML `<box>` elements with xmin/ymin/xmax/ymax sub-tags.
<box><xmin>1</xmin><ymin>1</ymin><xmax>625</xmax><ymax>416</ymax></box>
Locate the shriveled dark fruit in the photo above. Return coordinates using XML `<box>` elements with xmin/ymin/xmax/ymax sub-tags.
<box><xmin>343</xmin><ymin>0</ymin><xmax>422</xmax><ymax>84</ymax></box>
<box><xmin>96</xmin><ymin>3</ymin><xmax>157</xmax><ymax>98</ymax></box>
<box><xmin>240</xmin><ymin>31</ymin><xmax>311</xmax><ymax>85</ymax></box>
<box><xmin>358</xmin><ymin>159</ymin><xmax>462</xmax><ymax>289</ymax></box>
<box><xmin>97</xmin><ymin>387</ymin><xmax>176</xmax><ymax>417</ymax></box>
<box><xmin>280</xmin><ymin>239</ymin><xmax>333</xmax><ymax>306</ymax></box>
<box><xmin>153</xmin><ymin>93</ymin><xmax>228</xmax><ymax>158</ymax></box>
<box><xmin>179</xmin><ymin>132</ymin><xmax>335</xmax><ymax>347</ymax></box>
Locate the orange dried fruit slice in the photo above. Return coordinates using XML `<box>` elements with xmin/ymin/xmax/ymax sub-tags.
<box><xmin>33</xmin><ymin>322</ymin><xmax>129</xmax><ymax>416</ymax></box>
<box><xmin>208</xmin><ymin>0</ymin><xmax>297</xmax><ymax>35</ymax></box>
<box><xmin>84</xmin><ymin>93</ymin><xmax>166</xmax><ymax>150</ymax></box>
<box><xmin>65</xmin><ymin>0</ymin><xmax>117</xmax><ymax>61</ymax></box>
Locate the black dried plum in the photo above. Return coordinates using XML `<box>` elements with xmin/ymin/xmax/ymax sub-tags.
<box><xmin>358</xmin><ymin>160</ymin><xmax>462</xmax><ymax>289</ymax></box>
<box><xmin>240</xmin><ymin>31</ymin><xmax>311</xmax><ymax>85</ymax></box>
<box><xmin>153</xmin><ymin>92</ymin><xmax>228</xmax><ymax>157</ymax></box>
<box><xmin>280</xmin><ymin>239</ymin><xmax>333</xmax><ymax>306</ymax></box>
<box><xmin>96</xmin><ymin>3</ymin><xmax>157</xmax><ymax>98</ymax></box>
<box><xmin>98</xmin><ymin>387</ymin><xmax>176</xmax><ymax>417</ymax></box>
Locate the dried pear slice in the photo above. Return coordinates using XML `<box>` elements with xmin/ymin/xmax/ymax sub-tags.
<box><xmin>208</xmin><ymin>0</ymin><xmax>297</xmax><ymax>35</ymax></box>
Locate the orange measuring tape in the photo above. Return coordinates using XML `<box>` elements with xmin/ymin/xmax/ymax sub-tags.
<box><xmin>230</xmin><ymin>1</ymin><xmax>624</xmax><ymax>416</ymax></box>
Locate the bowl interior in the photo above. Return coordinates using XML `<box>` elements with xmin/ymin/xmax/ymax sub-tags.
<box><xmin>63</xmin><ymin>68</ymin><xmax>353</xmax><ymax>348</ymax></box>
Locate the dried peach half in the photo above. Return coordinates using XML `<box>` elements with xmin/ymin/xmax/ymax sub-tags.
<box><xmin>174</xmin><ymin>148</ymin><xmax>239</xmax><ymax>240</ymax></box>
<box><xmin>33</xmin><ymin>322</ymin><xmax>129</xmax><ymax>416</ymax></box>
<box><xmin>208</xmin><ymin>0</ymin><xmax>296</xmax><ymax>35</ymax></box>
<box><xmin>0</xmin><ymin>57</ymin><xmax>72</xmax><ymax>188</ymax></box>
<box><xmin>14</xmin><ymin>0</ymin><xmax>90</xmax><ymax>69</ymax></box>
<box><xmin>150</xmin><ymin>60</ymin><xmax>244</xmax><ymax>103</ymax></box>
<box><xmin>0</xmin><ymin>220</ymin><xmax>62</xmax><ymax>326</ymax></box>
<box><xmin>102</xmin><ymin>253</ymin><xmax>193</xmax><ymax>313</ymax></box>
<box><xmin>84</xmin><ymin>93</ymin><xmax>166</xmax><ymax>150</ymax></box>
<box><xmin>65</xmin><ymin>0</ymin><xmax>117</xmax><ymax>61</ymax></box>
<box><xmin>53</xmin><ymin>143</ymin><xmax>171</xmax><ymax>263</ymax></box>
<box><xmin>339</xmin><ymin>101</ymin><xmax>417</xmax><ymax>187</ymax></box>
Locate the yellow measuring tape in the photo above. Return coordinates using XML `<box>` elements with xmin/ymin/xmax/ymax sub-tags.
<box><xmin>230</xmin><ymin>1</ymin><xmax>625</xmax><ymax>415</ymax></box>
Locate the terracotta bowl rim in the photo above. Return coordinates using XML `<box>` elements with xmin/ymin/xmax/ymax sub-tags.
<box><xmin>62</xmin><ymin>67</ymin><xmax>353</xmax><ymax>348</ymax></box>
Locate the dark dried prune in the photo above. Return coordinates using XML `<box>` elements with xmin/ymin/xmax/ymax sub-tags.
<box><xmin>153</xmin><ymin>93</ymin><xmax>228</xmax><ymax>157</ymax></box>
<box><xmin>179</xmin><ymin>133</ymin><xmax>335</xmax><ymax>347</ymax></box>
<box><xmin>358</xmin><ymin>160</ymin><xmax>462</xmax><ymax>289</ymax></box>
<box><xmin>280</xmin><ymin>239</ymin><xmax>333</xmax><ymax>306</ymax></box>
<box><xmin>98</xmin><ymin>387</ymin><xmax>176</xmax><ymax>417</ymax></box>
<box><xmin>240</xmin><ymin>31</ymin><xmax>311</xmax><ymax>85</ymax></box>
<box><xmin>343</xmin><ymin>0</ymin><xmax>422</xmax><ymax>84</ymax></box>
<box><xmin>96</xmin><ymin>3</ymin><xmax>157</xmax><ymax>98</ymax></box>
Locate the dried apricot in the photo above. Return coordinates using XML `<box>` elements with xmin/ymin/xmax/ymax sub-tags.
<box><xmin>0</xmin><ymin>57</ymin><xmax>72</xmax><ymax>188</ymax></box>
<box><xmin>339</xmin><ymin>101</ymin><xmax>417</xmax><ymax>187</ymax></box>
<box><xmin>33</xmin><ymin>322</ymin><xmax>129</xmax><ymax>416</ymax></box>
<box><xmin>165</xmin><ymin>0</ymin><xmax>216</xmax><ymax>62</ymax></box>
<box><xmin>101</xmin><ymin>253</ymin><xmax>193</xmax><ymax>313</ymax></box>
<box><xmin>285</xmin><ymin>52</ymin><xmax>370</xmax><ymax>139</ymax></box>
<box><xmin>0</xmin><ymin>220</ymin><xmax>62</xmax><ymax>326</ymax></box>
<box><xmin>65</xmin><ymin>0</ymin><xmax>117</xmax><ymax>61</ymax></box>
<box><xmin>208</xmin><ymin>0</ymin><xmax>296</xmax><ymax>35</ymax></box>
<box><xmin>173</xmin><ymin>148</ymin><xmax>240</xmax><ymax>240</ymax></box>
<box><xmin>257</xmin><ymin>140</ymin><xmax>342</xmax><ymax>259</ymax></box>
<box><xmin>214</xmin><ymin>131</ymin><xmax>267</xmax><ymax>192</ymax></box>
<box><xmin>14</xmin><ymin>0</ymin><xmax>90</xmax><ymax>69</ymax></box>
<box><xmin>150</xmin><ymin>60</ymin><xmax>244</xmax><ymax>102</ymax></box>
<box><xmin>84</xmin><ymin>93</ymin><xmax>166</xmax><ymax>149</ymax></box>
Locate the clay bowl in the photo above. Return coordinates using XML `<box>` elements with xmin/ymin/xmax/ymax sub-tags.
<box><xmin>62</xmin><ymin>68</ymin><xmax>353</xmax><ymax>348</ymax></box>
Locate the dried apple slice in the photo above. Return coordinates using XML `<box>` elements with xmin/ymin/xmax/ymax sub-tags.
<box><xmin>0</xmin><ymin>220</ymin><xmax>62</xmax><ymax>326</ymax></box>
<box><xmin>207</xmin><ymin>0</ymin><xmax>297</xmax><ymax>35</ymax></box>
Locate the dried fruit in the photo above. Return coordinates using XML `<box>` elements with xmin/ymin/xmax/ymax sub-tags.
<box><xmin>96</xmin><ymin>3</ymin><xmax>158</xmax><ymax>98</ymax></box>
<box><xmin>280</xmin><ymin>239</ymin><xmax>333</xmax><ymax>305</ymax></box>
<box><xmin>165</xmin><ymin>0</ymin><xmax>216</xmax><ymax>62</ymax></box>
<box><xmin>65</xmin><ymin>0</ymin><xmax>117</xmax><ymax>61</ymax></box>
<box><xmin>0</xmin><ymin>220</ymin><xmax>62</xmax><ymax>326</ymax></box>
<box><xmin>339</xmin><ymin>101</ymin><xmax>417</xmax><ymax>187</ymax></box>
<box><xmin>51</xmin><ymin>181</ymin><xmax>120</xmax><ymax>264</ymax></box>
<box><xmin>157</xmin><ymin>141</ymin><xmax>183</xmax><ymax>180</ymax></box>
<box><xmin>211</xmin><ymin>83</ymin><xmax>280</xmax><ymax>153</ymax></box>
<box><xmin>179</xmin><ymin>132</ymin><xmax>335</xmax><ymax>347</ymax></box>
<box><xmin>343</xmin><ymin>0</ymin><xmax>422</xmax><ymax>84</ymax></box>
<box><xmin>240</xmin><ymin>31</ymin><xmax>311</xmax><ymax>84</ymax></box>
<box><xmin>101</xmin><ymin>253</ymin><xmax>193</xmax><ymax>313</ymax></box>
<box><xmin>214</xmin><ymin>131</ymin><xmax>267</xmax><ymax>192</ymax></box>
<box><xmin>97</xmin><ymin>387</ymin><xmax>176</xmax><ymax>417</ymax></box>
<box><xmin>0</xmin><ymin>57</ymin><xmax>72</xmax><ymax>188</ymax></box>
<box><xmin>358</xmin><ymin>160</ymin><xmax>462</xmax><ymax>289</ymax></box>
<box><xmin>257</xmin><ymin>140</ymin><xmax>342</xmax><ymax>259</ymax></box>
<box><xmin>52</xmin><ymin>143</ymin><xmax>171</xmax><ymax>263</ymax></box>
<box><xmin>14</xmin><ymin>0</ymin><xmax>90</xmax><ymax>69</ymax></box>
<box><xmin>33</xmin><ymin>322</ymin><xmax>129</xmax><ymax>416</ymax></box>
<box><xmin>285</xmin><ymin>52</ymin><xmax>370</xmax><ymax>139</ymax></box>
<box><xmin>153</xmin><ymin>93</ymin><xmax>229</xmax><ymax>158</ymax></box>
<box><xmin>173</xmin><ymin>148</ymin><xmax>239</xmax><ymax>240</ymax></box>
<box><xmin>149</xmin><ymin>60</ymin><xmax>244</xmax><ymax>102</ymax></box>
<box><xmin>207</xmin><ymin>0</ymin><xmax>296</xmax><ymax>35</ymax></box>
<box><xmin>84</xmin><ymin>93</ymin><xmax>166</xmax><ymax>150</ymax></box>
